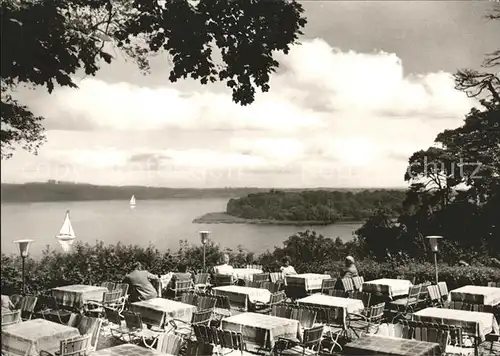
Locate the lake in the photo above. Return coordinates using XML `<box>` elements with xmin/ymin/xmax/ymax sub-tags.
<box><xmin>0</xmin><ymin>198</ymin><xmax>362</xmax><ymax>257</ymax></box>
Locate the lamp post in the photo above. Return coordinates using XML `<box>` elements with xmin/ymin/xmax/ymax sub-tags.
<box><xmin>199</xmin><ymin>231</ymin><xmax>210</xmax><ymax>272</ymax></box>
<box><xmin>13</xmin><ymin>239</ymin><xmax>34</xmax><ymax>295</ymax></box>
<box><xmin>425</xmin><ymin>235</ymin><xmax>443</xmax><ymax>284</ymax></box>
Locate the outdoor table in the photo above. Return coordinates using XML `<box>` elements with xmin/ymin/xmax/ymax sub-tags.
<box><xmin>221</xmin><ymin>312</ymin><xmax>300</xmax><ymax>350</ymax></box>
<box><xmin>130</xmin><ymin>298</ymin><xmax>196</xmax><ymax>327</ymax></box>
<box><xmin>413</xmin><ymin>307</ymin><xmax>500</xmax><ymax>341</ymax></box>
<box><xmin>362</xmin><ymin>278</ymin><xmax>412</xmax><ymax>299</ymax></box>
<box><xmin>449</xmin><ymin>285</ymin><xmax>500</xmax><ymax>306</ymax></box>
<box><xmin>285</xmin><ymin>273</ymin><xmax>331</xmax><ymax>291</ymax></box>
<box><xmin>1</xmin><ymin>319</ymin><xmax>80</xmax><ymax>356</ymax></box>
<box><xmin>344</xmin><ymin>334</ymin><xmax>442</xmax><ymax>355</ymax></box>
<box><xmin>297</xmin><ymin>294</ymin><xmax>365</xmax><ymax>314</ymax></box>
<box><xmin>214</xmin><ymin>285</ymin><xmax>271</xmax><ymax>311</ymax></box>
<box><xmin>91</xmin><ymin>343</ymin><xmax>172</xmax><ymax>355</ymax></box>
<box><xmin>233</xmin><ymin>268</ymin><xmax>263</xmax><ymax>281</ymax></box>
<box><xmin>52</xmin><ymin>284</ymin><xmax>107</xmax><ymax>310</ymax></box>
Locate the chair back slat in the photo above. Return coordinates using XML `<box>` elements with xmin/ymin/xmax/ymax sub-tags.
<box><xmin>270</xmin><ymin>291</ymin><xmax>286</xmax><ymax>306</ymax></box>
<box><xmin>329</xmin><ymin>289</ymin><xmax>347</xmax><ymax>298</ymax></box>
<box><xmin>270</xmin><ymin>272</ymin><xmax>284</xmax><ymax>283</ymax></box>
<box><xmin>104</xmin><ymin>307</ymin><xmax>122</xmax><ymax>326</ymax></box>
<box><xmin>215</xmin><ymin>275</ymin><xmax>232</xmax><ymax>287</ymax></box>
<box><xmin>352</xmin><ymin>276</ymin><xmax>365</xmax><ymax>291</ymax></box>
<box><xmin>59</xmin><ymin>335</ymin><xmax>91</xmax><ymax>356</ymax></box>
<box><xmin>246</xmin><ymin>281</ymin><xmax>261</xmax><ymax>288</ymax></box>
<box><xmin>19</xmin><ymin>295</ymin><xmax>38</xmax><ymax>320</ymax></box>
<box><xmin>185</xmin><ymin>339</ymin><xmax>214</xmax><ymax>356</ymax></box>
<box><xmin>123</xmin><ymin>311</ymin><xmax>144</xmax><ymax>330</ymax></box>
<box><xmin>292</xmin><ymin>308</ymin><xmax>317</xmax><ymax>329</ymax></box>
<box><xmin>103</xmin><ymin>290</ymin><xmax>122</xmax><ymax>304</ymax></box>
<box><xmin>1</xmin><ymin>310</ymin><xmax>21</xmax><ymax>326</ymax></box>
<box><xmin>253</xmin><ymin>273</ymin><xmax>270</xmax><ymax>283</ymax></box>
<box><xmin>341</xmin><ymin>278</ymin><xmax>355</xmax><ymax>292</ymax></box>
<box><xmin>197</xmin><ymin>296</ymin><xmax>217</xmax><ymax>311</ymax></box>
<box><xmin>194</xmin><ymin>273</ymin><xmax>210</xmax><ymax>285</ymax></box>
<box><xmin>114</xmin><ymin>283</ymin><xmax>129</xmax><ymax>298</ymax></box>
<box><xmin>427</xmin><ymin>285</ymin><xmax>441</xmax><ymax>303</ymax></box>
<box><xmin>271</xmin><ymin>305</ymin><xmax>293</xmax><ymax>319</ymax></box>
<box><xmin>192</xmin><ymin>309</ymin><xmax>213</xmax><ymax>325</ymax></box>
<box><xmin>321</xmin><ymin>278</ymin><xmax>336</xmax><ymax>294</ymax></box>
<box><xmin>302</xmin><ymin>325</ymin><xmax>324</xmax><ymax>345</ymax></box>
<box><xmin>437</xmin><ymin>281</ymin><xmax>448</xmax><ymax>298</ymax></box>
<box><xmin>100</xmin><ymin>282</ymin><xmax>115</xmax><ymax>292</ymax></box>
<box><xmin>348</xmin><ymin>291</ymin><xmax>372</xmax><ymax>308</ymax></box>
<box><xmin>157</xmin><ymin>332</ymin><xmax>183</xmax><ymax>355</ymax></box>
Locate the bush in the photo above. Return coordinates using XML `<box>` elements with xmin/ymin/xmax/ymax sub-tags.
<box><xmin>2</xmin><ymin>232</ymin><xmax>499</xmax><ymax>295</ymax></box>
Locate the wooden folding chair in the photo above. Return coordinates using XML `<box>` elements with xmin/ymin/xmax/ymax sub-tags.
<box><xmin>170</xmin><ymin>280</ymin><xmax>194</xmax><ymax>300</ymax></box>
<box><xmin>122</xmin><ymin>311</ymin><xmax>161</xmax><ymax>348</ymax></box>
<box><xmin>1</xmin><ymin>309</ymin><xmax>21</xmax><ymax>326</ymax></box>
<box><xmin>100</xmin><ymin>282</ymin><xmax>115</xmax><ymax>292</ymax></box>
<box><xmin>341</xmin><ymin>278</ymin><xmax>355</xmax><ymax>292</ymax></box>
<box><xmin>352</xmin><ymin>276</ymin><xmax>365</xmax><ymax>291</ymax></box>
<box><xmin>86</xmin><ymin>290</ymin><xmax>122</xmax><ymax>318</ymax></box>
<box><xmin>321</xmin><ymin>278</ymin><xmax>337</xmax><ymax>295</ymax></box>
<box><xmin>329</xmin><ymin>289</ymin><xmax>347</xmax><ymax>298</ymax></box>
<box><xmin>348</xmin><ymin>302</ymin><xmax>385</xmax><ymax>337</ymax></box>
<box><xmin>36</xmin><ymin>295</ymin><xmax>72</xmax><ymax>324</ymax></box>
<box><xmin>348</xmin><ymin>291</ymin><xmax>372</xmax><ymax>309</ymax></box>
<box><xmin>253</xmin><ymin>273</ymin><xmax>270</xmax><ymax>283</ymax></box>
<box><xmin>215</xmin><ymin>275</ymin><xmax>233</xmax><ymax>287</ymax></box>
<box><xmin>40</xmin><ymin>335</ymin><xmax>91</xmax><ymax>356</ymax></box>
<box><xmin>197</xmin><ymin>295</ymin><xmax>217</xmax><ymax>311</ymax></box>
<box><xmin>169</xmin><ymin>309</ymin><xmax>213</xmax><ymax>339</ymax></box>
<box><xmin>276</xmin><ymin>325</ymin><xmax>323</xmax><ymax>356</ymax></box>
<box><xmin>194</xmin><ymin>273</ymin><xmax>211</xmax><ymax>292</ymax></box>
<box><xmin>19</xmin><ymin>295</ymin><xmax>38</xmax><ymax>321</ymax></box>
<box><xmin>388</xmin><ymin>285</ymin><xmax>421</xmax><ymax>322</ymax></box>
<box><xmin>156</xmin><ymin>332</ymin><xmax>183</xmax><ymax>355</ymax></box>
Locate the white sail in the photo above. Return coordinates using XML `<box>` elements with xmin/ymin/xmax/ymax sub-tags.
<box><xmin>130</xmin><ymin>195</ymin><xmax>136</xmax><ymax>208</ymax></box>
<box><xmin>56</xmin><ymin>210</ymin><xmax>75</xmax><ymax>252</ymax></box>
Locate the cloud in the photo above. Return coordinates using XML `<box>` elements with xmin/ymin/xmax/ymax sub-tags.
<box><xmin>4</xmin><ymin>38</ymin><xmax>476</xmax><ymax>187</ymax></box>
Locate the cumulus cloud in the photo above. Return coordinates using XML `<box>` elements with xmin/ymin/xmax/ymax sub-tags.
<box><xmin>3</xmin><ymin>38</ymin><xmax>476</xmax><ymax>187</ymax></box>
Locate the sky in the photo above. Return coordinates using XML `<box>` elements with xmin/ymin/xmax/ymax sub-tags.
<box><xmin>2</xmin><ymin>1</ymin><xmax>499</xmax><ymax>188</ymax></box>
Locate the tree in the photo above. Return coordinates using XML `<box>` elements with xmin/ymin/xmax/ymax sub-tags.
<box><xmin>1</xmin><ymin>0</ymin><xmax>307</xmax><ymax>158</ymax></box>
<box><xmin>357</xmin><ymin>5</ymin><xmax>500</xmax><ymax>262</ymax></box>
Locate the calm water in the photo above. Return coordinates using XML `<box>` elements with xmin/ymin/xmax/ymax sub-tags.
<box><xmin>0</xmin><ymin>199</ymin><xmax>361</xmax><ymax>257</ymax></box>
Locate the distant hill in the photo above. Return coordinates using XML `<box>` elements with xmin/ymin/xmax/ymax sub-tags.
<box><xmin>0</xmin><ymin>182</ymin><xmax>405</xmax><ymax>203</ymax></box>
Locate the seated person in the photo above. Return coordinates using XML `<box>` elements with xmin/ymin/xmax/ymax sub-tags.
<box><xmin>341</xmin><ymin>255</ymin><xmax>359</xmax><ymax>278</ymax></box>
<box><xmin>280</xmin><ymin>255</ymin><xmax>298</xmax><ymax>278</ymax></box>
<box><xmin>123</xmin><ymin>262</ymin><xmax>159</xmax><ymax>303</ymax></box>
<box><xmin>1</xmin><ymin>295</ymin><xmax>15</xmax><ymax>312</ymax></box>
<box><xmin>212</xmin><ymin>253</ymin><xmax>235</xmax><ymax>284</ymax></box>
<box><xmin>213</xmin><ymin>253</ymin><xmax>234</xmax><ymax>275</ymax></box>
<box><xmin>168</xmin><ymin>264</ymin><xmax>193</xmax><ymax>288</ymax></box>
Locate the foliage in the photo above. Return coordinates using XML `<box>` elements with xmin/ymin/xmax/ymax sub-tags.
<box><xmin>226</xmin><ymin>189</ymin><xmax>406</xmax><ymax>223</ymax></box>
<box><xmin>1</xmin><ymin>0</ymin><xmax>306</xmax><ymax>158</ymax></box>
<box><xmin>1</xmin><ymin>231</ymin><xmax>499</xmax><ymax>296</ymax></box>
<box><xmin>0</xmin><ymin>182</ymin><xmax>270</xmax><ymax>202</ymax></box>
<box><xmin>357</xmin><ymin>7</ymin><xmax>500</xmax><ymax>263</ymax></box>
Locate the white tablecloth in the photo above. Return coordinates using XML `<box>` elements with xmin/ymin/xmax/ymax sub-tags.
<box><xmin>297</xmin><ymin>294</ymin><xmax>365</xmax><ymax>314</ymax></box>
<box><xmin>413</xmin><ymin>307</ymin><xmax>500</xmax><ymax>341</ymax></box>
<box><xmin>130</xmin><ymin>298</ymin><xmax>196</xmax><ymax>327</ymax></box>
<box><xmin>450</xmin><ymin>285</ymin><xmax>500</xmax><ymax>306</ymax></box>
<box><xmin>213</xmin><ymin>285</ymin><xmax>271</xmax><ymax>304</ymax></box>
<box><xmin>222</xmin><ymin>312</ymin><xmax>299</xmax><ymax>349</ymax></box>
<box><xmin>232</xmin><ymin>268</ymin><xmax>263</xmax><ymax>281</ymax></box>
<box><xmin>362</xmin><ymin>278</ymin><xmax>412</xmax><ymax>298</ymax></box>
<box><xmin>286</xmin><ymin>274</ymin><xmax>331</xmax><ymax>291</ymax></box>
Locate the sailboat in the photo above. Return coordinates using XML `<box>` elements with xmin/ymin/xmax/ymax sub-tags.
<box><xmin>130</xmin><ymin>195</ymin><xmax>136</xmax><ymax>209</ymax></box>
<box><xmin>56</xmin><ymin>210</ymin><xmax>76</xmax><ymax>252</ymax></box>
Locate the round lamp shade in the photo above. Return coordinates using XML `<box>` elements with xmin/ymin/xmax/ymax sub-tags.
<box><xmin>425</xmin><ymin>235</ymin><xmax>443</xmax><ymax>252</ymax></box>
<box><xmin>13</xmin><ymin>239</ymin><xmax>34</xmax><ymax>258</ymax></box>
<box><xmin>199</xmin><ymin>231</ymin><xmax>210</xmax><ymax>245</ymax></box>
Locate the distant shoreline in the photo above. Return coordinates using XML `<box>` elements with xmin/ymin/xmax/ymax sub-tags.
<box><xmin>192</xmin><ymin>212</ymin><xmax>366</xmax><ymax>226</ymax></box>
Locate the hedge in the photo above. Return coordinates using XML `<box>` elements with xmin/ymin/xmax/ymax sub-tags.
<box><xmin>2</xmin><ymin>240</ymin><xmax>499</xmax><ymax>295</ymax></box>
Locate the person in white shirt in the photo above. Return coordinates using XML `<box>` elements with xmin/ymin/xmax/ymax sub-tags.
<box><xmin>214</xmin><ymin>253</ymin><xmax>234</xmax><ymax>275</ymax></box>
<box><xmin>280</xmin><ymin>255</ymin><xmax>297</xmax><ymax>277</ymax></box>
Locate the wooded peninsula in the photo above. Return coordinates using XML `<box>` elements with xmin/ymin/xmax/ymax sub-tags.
<box><xmin>194</xmin><ymin>189</ymin><xmax>406</xmax><ymax>225</ymax></box>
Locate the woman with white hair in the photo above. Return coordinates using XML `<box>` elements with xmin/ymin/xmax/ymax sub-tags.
<box><xmin>342</xmin><ymin>255</ymin><xmax>359</xmax><ymax>278</ymax></box>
